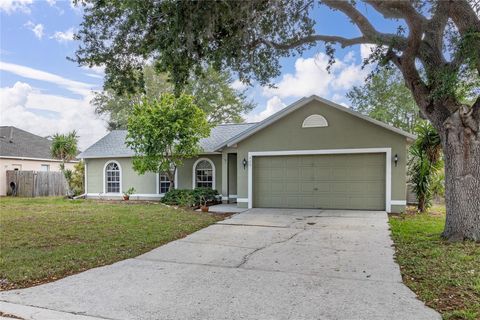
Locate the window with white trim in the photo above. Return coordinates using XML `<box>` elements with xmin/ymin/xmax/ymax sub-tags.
<box><xmin>159</xmin><ymin>173</ymin><xmax>171</xmax><ymax>194</ymax></box>
<box><xmin>195</xmin><ymin>160</ymin><xmax>213</xmax><ymax>188</ymax></box>
<box><xmin>105</xmin><ymin>162</ymin><xmax>120</xmax><ymax>193</ymax></box>
<box><xmin>40</xmin><ymin>164</ymin><xmax>50</xmax><ymax>171</ymax></box>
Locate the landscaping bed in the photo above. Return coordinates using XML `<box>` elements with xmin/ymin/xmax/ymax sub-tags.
<box><xmin>389</xmin><ymin>205</ymin><xmax>480</xmax><ymax>320</ymax></box>
<box><xmin>0</xmin><ymin>197</ymin><xmax>223</xmax><ymax>290</ymax></box>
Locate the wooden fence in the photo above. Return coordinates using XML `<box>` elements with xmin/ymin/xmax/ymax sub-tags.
<box><xmin>6</xmin><ymin>170</ymin><xmax>67</xmax><ymax>197</ymax></box>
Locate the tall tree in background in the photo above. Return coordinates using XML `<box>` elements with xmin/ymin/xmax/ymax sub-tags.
<box><xmin>347</xmin><ymin>68</ymin><xmax>419</xmax><ymax>133</ymax></box>
<box><xmin>73</xmin><ymin>1</ymin><xmax>480</xmax><ymax>241</ymax></box>
<box><xmin>126</xmin><ymin>94</ymin><xmax>210</xmax><ymax>189</ymax></box>
<box><xmin>93</xmin><ymin>66</ymin><xmax>255</xmax><ymax>130</ymax></box>
<box><xmin>408</xmin><ymin>122</ymin><xmax>443</xmax><ymax>212</ymax></box>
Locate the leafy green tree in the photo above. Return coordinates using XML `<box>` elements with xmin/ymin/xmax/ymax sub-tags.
<box><xmin>93</xmin><ymin>66</ymin><xmax>254</xmax><ymax>130</ymax></box>
<box><xmin>73</xmin><ymin>1</ymin><xmax>480</xmax><ymax>241</ymax></box>
<box><xmin>408</xmin><ymin>122</ymin><xmax>443</xmax><ymax>212</ymax></box>
<box><xmin>126</xmin><ymin>94</ymin><xmax>210</xmax><ymax>188</ymax></box>
<box><xmin>185</xmin><ymin>67</ymin><xmax>255</xmax><ymax>124</ymax></box>
<box><xmin>347</xmin><ymin>68</ymin><xmax>419</xmax><ymax>133</ymax></box>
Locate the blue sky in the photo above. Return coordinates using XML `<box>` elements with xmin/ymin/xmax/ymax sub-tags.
<box><xmin>0</xmin><ymin>0</ymin><xmax>401</xmax><ymax>149</ymax></box>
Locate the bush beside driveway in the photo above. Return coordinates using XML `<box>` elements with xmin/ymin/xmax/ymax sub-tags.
<box><xmin>0</xmin><ymin>197</ymin><xmax>222</xmax><ymax>291</ymax></box>
<box><xmin>389</xmin><ymin>206</ymin><xmax>480</xmax><ymax>320</ymax></box>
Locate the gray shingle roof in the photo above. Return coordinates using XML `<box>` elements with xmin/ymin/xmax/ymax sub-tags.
<box><xmin>78</xmin><ymin>123</ymin><xmax>257</xmax><ymax>158</ymax></box>
<box><xmin>0</xmin><ymin>126</ymin><xmax>55</xmax><ymax>159</ymax></box>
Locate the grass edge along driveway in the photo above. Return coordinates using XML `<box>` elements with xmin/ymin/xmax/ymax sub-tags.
<box><xmin>0</xmin><ymin>197</ymin><xmax>224</xmax><ymax>291</ymax></box>
<box><xmin>389</xmin><ymin>206</ymin><xmax>480</xmax><ymax>320</ymax></box>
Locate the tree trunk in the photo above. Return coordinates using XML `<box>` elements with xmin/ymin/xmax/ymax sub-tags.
<box><xmin>167</xmin><ymin>167</ymin><xmax>176</xmax><ymax>191</ymax></box>
<box><xmin>439</xmin><ymin>107</ymin><xmax>480</xmax><ymax>242</ymax></box>
<box><xmin>418</xmin><ymin>195</ymin><xmax>426</xmax><ymax>213</ymax></box>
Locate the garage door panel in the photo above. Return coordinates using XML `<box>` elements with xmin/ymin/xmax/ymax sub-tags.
<box><xmin>270</xmin><ymin>183</ymin><xmax>284</xmax><ymax>193</ymax></box>
<box><xmin>300</xmin><ymin>167</ymin><xmax>314</xmax><ymax>180</ymax></box>
<box><xmin>253</xmin><ymin>153</ymin><xmax>385</xmax><ymax>210</ymax></box>
<box><xmin>313</xmin><ymin>167</ymin><xmax>331</xmax><ymax>179</ymax></box>
<box><xmin>285</xmin><ymin>182</ymin><xmax>301</xmax><ymax>193</ymax></box>
<box><xmin>300</xmin><ymin>182</ymin><xmax>314</xmax><ymax>193</ymax></box>
<box><xmin>285</xmin><ymin>167</ymin><xmax>299</xmax><ymax>178</ymax></box>
<box><xmin>313</xmin><ymin>183</ymin><xmax>330</xmax><ymax>192</ymax></box>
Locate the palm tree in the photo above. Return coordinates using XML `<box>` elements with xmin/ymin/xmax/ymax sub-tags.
<box><xmin>408</xmin><ymin>122</ymin><xmax>442</xmax><ymax>212</ymax></box>
<box><xmin>51</xmin><ymin>131</ymin><xmax>79</xmax><ymax>196</ymax></box>
<box><xmin>51</xmin><ymin>131</ymin><xmax>79</xmax><ymax>168</ymax></box>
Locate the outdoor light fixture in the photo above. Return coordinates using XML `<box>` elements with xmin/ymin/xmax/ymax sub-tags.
<box><xmin>394</xmin><ymin>154</ymin><xmax>398</xmax><ymax>167</ymax></box>
<box><xmin>243</xmin><ymin>158</ymin><xmax>248</xmax><ymax>170</ymax></box>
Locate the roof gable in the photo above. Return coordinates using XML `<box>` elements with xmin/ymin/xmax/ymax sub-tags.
<box><xmin>217</xmin><ymin>95</ymin><xmax>415</xmax><ymax>150</ymax></box>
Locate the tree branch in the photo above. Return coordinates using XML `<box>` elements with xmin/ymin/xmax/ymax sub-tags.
<box><xmin>320</xmin><ymin>1</ymin><xmax>408</xmax><ymax>49</ymax></box>
<box><xmin>322</xmin><ymin>0</ymin><xmax>378</xmax><ymax>38</ymax></box>
<box><xmin>365</xmin><ymin>0</ymin><xmax>426</xmax><ymax>25</ymax></box>
<box><xmin>254</xmin><ymin>35</ymin><xmax>367</xmax><ymax>50</ymax></box>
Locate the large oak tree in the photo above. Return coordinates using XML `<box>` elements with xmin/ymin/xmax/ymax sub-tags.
<box><xmin>73</xmin><ymin>0</ymin><xmax>480</xmax><ymax>241</ymax></box>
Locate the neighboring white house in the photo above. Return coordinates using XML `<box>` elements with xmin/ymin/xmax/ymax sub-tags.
<box><xmin>0</xmin><ymin>126</ymin><xmax>77</xmax><ymax>196</ymax></box>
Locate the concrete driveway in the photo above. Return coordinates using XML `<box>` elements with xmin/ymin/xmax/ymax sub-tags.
<box><xmin>0</xmin><ymin>209</ymin><xmax>439</xmax><ymax>320</ymax></box>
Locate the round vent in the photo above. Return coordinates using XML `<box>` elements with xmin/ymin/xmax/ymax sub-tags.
<box><xmin>302</xmin><ymin>114</ymin><xmax>328</xmax><ymax>128</ymax></box>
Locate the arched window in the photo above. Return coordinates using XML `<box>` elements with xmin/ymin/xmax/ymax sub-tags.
<box><xmin>193</xmin><ymin>159</ymin><xmax>215</xmax><ymax>189</ymax></box>
<box><xmin>104</xmin><ymin>161</ymin><xmax>121</xmax><ymax>193</ymax></box>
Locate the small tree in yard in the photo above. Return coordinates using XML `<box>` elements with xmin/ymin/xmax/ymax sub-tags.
<box><xmin>126</xmin><ymin>94</ymin><xmax>210</xmax><ymax>189</ymax></box>
<box><xmin>74</xmin><ymin>1</ymin><xmax>480</xmax><ymax>241</ymax></box>
<box><xmin>51</xmin><ymin>131</ymin><xmax>79</xmax><ymax>195</ymax></box>
<box><xmin>409</xmin><ymin>122</ymin><xmax>443</xmax><ymax>213</ymax></box>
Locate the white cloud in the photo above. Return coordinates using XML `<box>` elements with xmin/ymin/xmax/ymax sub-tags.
<box><xmin>230</xmin><ymin>79</ymin><xmax>248</xmax><ymax>91</ymax></box>
<box><xmin>0</xmin><ymin>82</ymin><xmax>106</xmax><ymax>150</ymax></box>
<box><xmin>332</xmin><ymin>63</ymin><xmax>370</xmax><ymax>90</ymax></box>
<box><xmin>81</xmin><ymin>65</ymin><xmax>105</xmax><ymax>79</ymax></box>
<box><xmin>263</xmin><ymin>52</ymin><xmax>370</xmax><ymax>99</ymax></box>
<box><xmin>246</xmin><ymin>96</ymin><xmax>286</xmax><ymax>123</ymax></box>
<box><xmin>331</xmin><ymin>93</ymin><xmax>349</xmax><ymax>107</ymax></box>
<box><xmin>51</xmin><ymin>28</ymin><xmax>75</xmax><ymax>43</ymax></box>
<box><xmin>46</xmin><ymin>0</ymin><xmax>56</xmax><ymax>5</ymax></box>
<box><xmin>0</xmin><ymin>61</ymin><xmax>93</xmax><ymax>96</ymax></box>
<box><xmin>262</xmin><ymin>54</ymin><xmax>333</xmax><ymax>98</ymax></box>
<box><xmin>0</xmin><ymin>63</ymin><xmax>106</xmax><ymax>148</ymax></box>
<box><xmin>25</xmin><ymin>21</ymin><xmax>44</xmax><ymax>39</ymax></box>
<box><xmin>360</xmin><ymin>43</ymin><xmax>376</xmax><ymax>61</ymax></box>
<box><xmin>248</xmin><ymin>48</ymin><xmax>376</xmax><ymax>123</ymax></box>
<box><xmin>0</xmin><ymin>0</ymin><xmax>32</xmax><ymax>14</ymax></box>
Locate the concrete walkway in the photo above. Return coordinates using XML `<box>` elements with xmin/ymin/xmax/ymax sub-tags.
<box><xmin>0</xmin><ymin>209</ymin><xmax>440</xmax><ymax>320</ymax></box>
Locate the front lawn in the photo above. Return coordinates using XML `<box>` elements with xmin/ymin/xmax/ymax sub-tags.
<box><xmin>0</xmin><ymin>197</ymin><xmax>223</xmax><ymax>290</ymax></box>
<box><xmin>389</xmin><ymin>205</ymin><xmax>480</xmax><ymax>320</ymax></box>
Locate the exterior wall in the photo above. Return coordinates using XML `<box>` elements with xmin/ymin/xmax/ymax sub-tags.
<box><xmin>236</xmin><ymin>99</ymin><xmax>408</xmax><ymax>213</ymax></box>
<box><xmin>85</xmin><ymin>158</ymin><xmax>157</xmax><ymax>195</ymax></box>
<box><xmin>0</xmin><ymin>158</ymin><xmax>76</xmax><ymax>196</ymax></box>
<box><xmin>176</xmin><ymin>154</ymin><xmax>222</xmax><ymax>192</ymax></box>
<box><xmin>85</xmin><ymin>154</ymin><xmax>223</xmax><ymax>198</ymax></box>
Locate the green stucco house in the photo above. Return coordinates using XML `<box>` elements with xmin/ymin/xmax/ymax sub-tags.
<box><xmin>79</xmin><ymin>95</ymin><xmax>415</xmax><ymax>213</ymax></box>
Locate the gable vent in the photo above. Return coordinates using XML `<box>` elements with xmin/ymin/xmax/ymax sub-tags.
<box><xmin>302</xmin><ymin>114</ymin><xmax>328</xmax><ymax>128</ymax></box>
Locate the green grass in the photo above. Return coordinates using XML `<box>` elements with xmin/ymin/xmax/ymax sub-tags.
<box><xmin>389</xmin><ymin>205</ymin><xmax>480</xmax><ymax>320</ymax></box>
<box><xmin>0</xmin><ymin>197</ymin><xmax>223</xmax><ymax>290</ymax></box>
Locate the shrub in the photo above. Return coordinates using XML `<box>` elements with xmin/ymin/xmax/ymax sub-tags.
<box><xmin>191</xmin><ymin>188</ymin><xmax>218</xmax><ymax>205</ymax></box>
<box><xmin>161</xmin><ymin>188</ymin><xmax>219</xmax><ymax>207</ymax></box>
<box><xmin>69</xmin><ymin>161</ymin><xmax>85</xmax><ymax>196</ymax></box>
